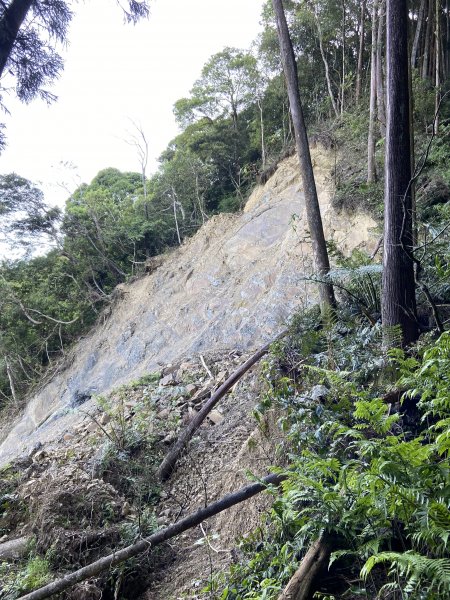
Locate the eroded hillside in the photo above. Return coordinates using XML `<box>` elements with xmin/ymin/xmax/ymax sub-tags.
<box><xmin>0</xmin><ymin>146</ymin><xmax>377</xmax><ymax>465</ymax></box>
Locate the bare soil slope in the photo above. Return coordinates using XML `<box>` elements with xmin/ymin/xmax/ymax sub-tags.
<box><xmin>0</xmin><ymin>146</ymin><xmax>377</xmax><ymax>465</ymax></box>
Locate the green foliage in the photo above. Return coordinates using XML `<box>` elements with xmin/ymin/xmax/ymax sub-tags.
<box><xmin>0</xmin><ymin>555</ymin><xmax>51</xmax><ymax>599</ymax></box>
<box><xmin>208</xmin><ymin>319</ymin><xmax>450</xmax><ymax>599</ymax></box>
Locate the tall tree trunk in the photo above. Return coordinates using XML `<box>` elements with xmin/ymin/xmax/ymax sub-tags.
<box><xmin>355</xmin><ymin>0</ymin><xmax>367</xmax><ymax>104</ymax></box>
<box><xmin>382</xmin><ymin>0</ymin><xmax>418</xmax><ymax>347</ymax></box>
<box><xmin>422</xmin><ymin>0</ymin><xmax>435</xmax><ymax>78</ymax></box>
<box><xmin>0</xmin><ymin>0</ymin><xmax>33</xmax><ymax>79</ymax></box>
<box><xmin>341</xmin><ymin>0</ymin><xmax>346</xmax><ymax>115</ymax></box>
<box><xmin>411</xmin><ymin>0</ymin><xmax>427</xmax><ymax>68</ymax></box>
<box><xmin>446</xmin><ymin>0</ymin><xmax>449</xmax><ymax>77</ymax></box>
<box><xmin>272</xmin><ymin>0</ymin><xmax>335</xmax><ymax>311</ymax></box>
<box><xmin>376</xmin><ymin>0</ymin><xmax>386</xmax><ymax>136</ymax></box>
<box><xmin>258</xmin><ymin>98</ymin><xmax>266</xmax><ymax>169</ymax></box>
<box><xmin>367</xmin><ymin>0</ymin><xmax>378</xmax><ymax>183</ymax></box>
<box><xmin>435</xmin><ymin>0</ymin><xmax>441</xmax><ymax>134</ymax></box>
<box><xmin>313</xmin><ymin>4</ymin><xmax>340</xmax><ymax>118</ymax></box>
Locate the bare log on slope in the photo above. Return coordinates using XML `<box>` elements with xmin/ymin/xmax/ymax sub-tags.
<box><xmin>19</xmin><ymin>474</ymin><xmax>285</xmax><ymax>600</ymax></box>
<box><xmin>277</xmin><ymin>536</ymin><xmax>332</xmax><ymax>600</ymax></box>
<box><xmin>157</xmin><ymin>331</ymin><xmax>287</xmax><ymax>481</ymax></box>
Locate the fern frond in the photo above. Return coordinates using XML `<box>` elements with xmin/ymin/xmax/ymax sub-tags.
<box><xmin>361</xmin><ymin>551</ymin><xmax>450</xmax><ymax>594</ymax></box>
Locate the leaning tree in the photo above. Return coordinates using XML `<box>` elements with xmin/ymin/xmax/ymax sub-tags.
<box><xmin>272</xmin><ymin>0</ymin><xmax>335</xmax><ymax>311</ymax></box>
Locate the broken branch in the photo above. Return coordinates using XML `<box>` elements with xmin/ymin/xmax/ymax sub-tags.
<box><xmin>277</xmin><ymin>536</ymin><xmax>332</xmax><ymax>600</ymax></box>
<box><xmin>19</xmin><ymin>474</ymin><xmax>285</xmax><ymax>600</ymax></box>
<box><xmin>157</xmin><ymin>331</ymin><xmax>287</xmax><ymax>481</ymax></box>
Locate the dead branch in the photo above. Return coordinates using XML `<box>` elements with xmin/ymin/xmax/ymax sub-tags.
<box><xmin>19</xmin><ymin>474</ymin><xmax>285</xmax><ymax>600</ymax></box>
<box><xmin>277</xmin><ymin>536</ymin><xmax>332</xmax><ymax>600</ymax></box>
<box><xmin>157</xmin><ymin>330</ymin><xmax>287</xmax><ymax>481</ymax></box>
<box><xmin>199</xmin><ymin>354</ymin><xmax>213</xmax><ymax>379</ymax></box>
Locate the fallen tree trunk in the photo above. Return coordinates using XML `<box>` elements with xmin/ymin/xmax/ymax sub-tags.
<box><xmin>157</xmin><ymin>331</ymin><xmax>287</xmax><ymax>481</ymax></box>
<box><xmin>0</xmin><ymin>535</ymin><xmax>30</xmax><ymax>561</ymax></box>
<box><xmin>20</xmin><ymin>473</ymin><xmax>285</xmax><ymax>600</ymax></box>
<box><xmin>277</xmin><ymin>536</ymin><xmax>332</xmax><ymax>600</ymax></box>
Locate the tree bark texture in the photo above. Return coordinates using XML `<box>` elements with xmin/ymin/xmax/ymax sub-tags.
<box><xmin>277</xmin><ymin>536</ymin><xmax>332</xmax><ymax>600</ymax></box>
<box><xmin>0</xmin><ymin>0</ymin><xmax>33</xmax><ymax>79</ymax></box>
<box><xmin>434</xmin><ymin>0</ymin><xmax>441</xmax><ymax>134</ymax></box>
<box><xmin>382</xmin><ymin>0</ymin><xmax>418</xmax><ymax>347</ymax></box>
<box><xmin>20</xmin><ymin>474</ymin><xmax>286</xmax><ymax>600</ymax></box>
<box><xmin>367</xmin><ymin>0</ymin><xmax>378</xmax><ymax>183</ymax></box>
<box><xmin>157</xmin><ymin>331</ymin><xmax>287</xmax><ymax>481</ymax></box>
<box><xmin>272</xmin><ymin>0</ymin><xmax>335</xmax><ymax>310</ymax></box>
<box><xmin>422</xmin><ymin>0</ymin><xmax>435</xmax><ymax>78</ymax></box>
<box><xmin>355</xmin><ymin>0</ymin><xmax>367</xmax><ymax>104</ymax></box>
<box><xmin>341</xmin><ymin>0</ymin><xmax>346</xmax><ymax>115</ymax></box>
<box><xmin>411</xmin><ymin>0</ymin><xmax>427</xmax><ymax>68</ymax></box>
<box><xmin>376</xmin><ymin>0</ymin><xmax>386</xmax><ymax>136</ymax></box>
<box><xmin>313</xmin><ymin>5</ymin><xmax>339</xmax><ymax>118</ymax></box>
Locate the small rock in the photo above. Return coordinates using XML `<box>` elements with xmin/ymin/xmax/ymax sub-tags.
<box><xmin>32</xmin><ymin>449</ymin><xmax>47</xmax><ymax>463</ymax></box>
<box><xmin>178</xmin><ymin>361</ymin><xmax>193</xmax><ymax>374</ymax></box>
<box><xmin>63</xmin><ymin>433</ymin><xmax>75</xmax><ymax>442</ymax></box>
<box><xmin>185</xmin><ymin>383</ymin><xmax>198</xmax><ymax>397</ymax></box>
<box><xmin>157</xmin><ymin>408</ymin><xmax>170</xmax><ymax>419</ymax></box>
<box><xmin>0</xmin><ymin>535</ymin><xmax>7</xmax><ymax>543</ymax></box>
<box><xmin>99</xmin><ymin>413</ymin><xmax>111</xmax><ymax>425</ymax></box>
<box><xmin>216</xmin><ymin>370</ymin><xmax>228</xmax><ymax>384</ymax></box>
<box><xmin>160</xmin><ymin>373</ymin><xmax>177</xmax><ymax>386</ymax></box>
<box><xmin>208</xmin><ymin>409</ymin><xmax>224</xmax><ymax>425</ymax></box>
<box><xmin>85</xmin><ymin>421</ymin><xmax>98</xmax><ymax>433</ymax></box>
<box><xmin>163</xmin><ymin>432</ymin><xmax>177</xmax><ymax>444</ymax></box>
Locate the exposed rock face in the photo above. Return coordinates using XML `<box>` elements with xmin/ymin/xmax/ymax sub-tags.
<box><xmin>0</xmin><ymin>147</ymin><xmax>377</xmax><ymax>465</ymax></box>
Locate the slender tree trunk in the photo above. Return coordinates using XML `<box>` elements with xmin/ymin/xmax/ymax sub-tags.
<box><xmin>411</xmin><ymin>0</ymin><xmax>427</xmax><ymax>68</ymax></box>
<box><xmin>341</xmin><ymin>0</ymin><xmax>346</xmax><ymax>115</ymax></box>
<box><xmin>4</xmin><ymin>356</ymin><xmax>18</xmax><ymax>405</ymax></box>
<box><xmin>0</xmin><ymin>0</ymin><xmax>33</xmax><ymax>79</ymax></box>
<box><xmin>368</xmin><ymin>0</ymin><xmax>378</xmax><ymax>183</ymax></box>
<box><xmin>273</xmin><ymin>0</ymin><xmax>335</xmax><ymax>310</ymax></box>
<box><xmin>313</xmin><ymin>4</ymin><xmax>340</xmax><ymax>118</ymax></box>
<box><xmin>382</xmin><ymin>0</ymin><xmax>418</xmax><ymax>347</ymax></box>
<box><xmin>258</xmin><ymin>98</ymin><xmax>266</xmax><ymax>169</ymax></box>
<box><xmin>377</xmin><ymin>0</ymin><xmax>386</xmax><ymax>136</ymax></box>
<box><xmin>446</xmin><ymin>0</ymin><xmax>449</xmax><ymax>77</ymax></box>
<box><xmin>355</xmin><ymin>0</ymin><xmax>367</xmax><ymax>104</ymax></box>
<box><xmin>435</xmin><ymin>0</ymin><xmax>441</xmax><ymax>134</ymax></box>
<box><xmin>423</xmin><ymin>0</ymin><xmax>435</xmax><ymax>78</ymax></box>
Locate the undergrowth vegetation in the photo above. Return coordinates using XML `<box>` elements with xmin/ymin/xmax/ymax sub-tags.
<box><xmin>197</xmin><ymin>305</ymin><xmax>450</xmax><ymax>599</ymax></box>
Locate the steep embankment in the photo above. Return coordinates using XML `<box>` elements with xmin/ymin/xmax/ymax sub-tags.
<box><xmin>0</xmin><ymin>147</ymin><xmax>377</xmax><ymax>465</ymax></box>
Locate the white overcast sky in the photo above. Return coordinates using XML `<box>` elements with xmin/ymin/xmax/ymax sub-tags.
<box><xmin>0</xmin><ymin>0</ymin><xmax>264</xmax><ymax>206</ymax></box>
